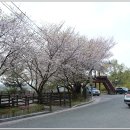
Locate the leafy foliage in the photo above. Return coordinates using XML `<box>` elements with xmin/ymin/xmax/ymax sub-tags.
<box><xmin>108</xmin><ymin>59</ymin><xmax>130</xmax><ymax>88</ymax></box>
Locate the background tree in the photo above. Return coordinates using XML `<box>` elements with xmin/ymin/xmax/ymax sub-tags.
<box><xmin>2</xmin><ymin>64</ymin><xmax>26</xmax><ymax>91</ymax></box>
<box><xmin>107</xmin><ymin>59</ymin><xmax>130</xmax><ymax>88</ymax></box>
<box><xmin>53</xmin><ymin>36</ymin><xmax>116</xmax><ymax>97</ymax></box>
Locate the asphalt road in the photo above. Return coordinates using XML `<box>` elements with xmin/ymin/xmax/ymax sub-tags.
<box><xmin>0</xmin><ymin>94</ymin><xmax>130</xmax><ymax>128</ymax></box>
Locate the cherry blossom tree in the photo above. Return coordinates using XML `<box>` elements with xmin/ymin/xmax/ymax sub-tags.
<box><xmin>0</xmin><ymin>9</ymin><xmax>116</xmax><ymax>102</ymax></box>
<box><xmin>12</xmin><ymin>24</ymin><xmax>85</xmax><ymax>103</ymax></box>
<box><xmin>54</xmin><ymin>36</ymin><xmax>116</xmax><ymax>95</ymax></box>
<box><xmin>0</xmin><ymin>11</ymin><xmax>32</xmax><ymax>77</ymax></box>
<box><xmin>0</xmin><ymin>11</ymin><xmax>36</xmax><ymax>94</ymax></box>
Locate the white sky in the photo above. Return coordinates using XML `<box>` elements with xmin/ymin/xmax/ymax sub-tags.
<box><xmin>1</xmin><ymin>2</ymin><xmax>130</xmax><ymax>67</ymax></box>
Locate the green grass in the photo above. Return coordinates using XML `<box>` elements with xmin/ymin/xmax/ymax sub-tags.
<box><xmin>0</xmin><ymin>104</ymin><xmax>44</xmax><ymax>119</ymax></box>
<box><xmin>0</xmin><ymin>96</ymin><xmax>92</xmax><ymax>119</ymax></box>
<box><xmin>71</xmin><ymin>96</ymin><xmax>90</xmax><ymax>106</ymax></box>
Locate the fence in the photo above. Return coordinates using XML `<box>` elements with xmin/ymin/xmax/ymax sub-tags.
<box><xmin>0</xmin><ymin>91</ymin><xmax>72</xmax><ymax>111</ymax></box>
<box><xmin>0</xmin><ymin>94</ymin><xmax>32</xmax><ymax>108</ymax></box>
<box><xmin>49</xmin><ymin>92</ymin><xmax>72</xmax><ymax>107</ymax></box>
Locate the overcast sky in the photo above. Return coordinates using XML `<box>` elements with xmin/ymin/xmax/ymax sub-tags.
<box><xmin>1</xmin><ymin>2</ymin><xmax>130</xmax><ymax>67</ymax></box>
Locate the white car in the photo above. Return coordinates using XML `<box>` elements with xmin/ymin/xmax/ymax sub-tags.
<box><xmin>88</xmin><ymin>87</ymin><xmax>100</xmax><ymax>96</ymax></box>
<box><xmin>124</xmin><ymin>91</ymin><xmax>130</xmax><ymax>107</ymax></box>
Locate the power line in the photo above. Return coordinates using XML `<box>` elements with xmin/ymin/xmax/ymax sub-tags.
<box><xmin>10</xmin><ymin>2</ymin><xmax>60</xmax><ymax>45</ymax></box>
<box><xmin>1</xmin><ymin>2</ymin><xmax>45</xmax><ymax>40</ymax></box>
<box><xmin>11</xmin><ymin>1</ymin><xmax>44</xmax><ymax>34</ymax></box>
<box><xmin>1</xmin><ymin>2</ymin><xmax>18</xmax><ymax>16</ymax></box>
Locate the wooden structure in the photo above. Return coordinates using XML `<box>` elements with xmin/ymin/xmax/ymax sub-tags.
<box><xmin>94</xmin><ymin>76</ymin><xmax>115</xmax><ymax>94</ymax></box>
<box><xmin>0</xmin><ymin>91</ymin><xmax>72</xmax><ymax>111</ymax></box>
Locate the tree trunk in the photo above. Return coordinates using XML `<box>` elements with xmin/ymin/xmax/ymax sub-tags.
<box><xmin>74</xmin><ymin>82</ymin><xmax>82</xmax><ymax>94</ymax></box>
<box><xmin>37</xmin><ymin>91</ymin><xmax>43</xmax><ymax>104</ymax></box>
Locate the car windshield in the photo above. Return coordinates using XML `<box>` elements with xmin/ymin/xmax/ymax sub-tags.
<box><xmin>92</xmin><ymin>88</ymin><xmax>97</xmax><ymax>90</ymax></box>
<box><xmin>116</xmin><ymin>87</ymin><xmax>128</xmax><ymax>90</ymax></box>
<box><xmin>116</xmin><ymin>88</ymin><xmax>122</xmax><ymax>90</ymax></box>
<box><xmin>123</xmin><ymin>87</ymin><xmax>128</xmax><ymax>91</ymax></box>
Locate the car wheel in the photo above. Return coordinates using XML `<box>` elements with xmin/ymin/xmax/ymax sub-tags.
<box><xmin>128</xmin><ymin>104</ymin><xmax>130</xmax><ymax>107</ymax></box>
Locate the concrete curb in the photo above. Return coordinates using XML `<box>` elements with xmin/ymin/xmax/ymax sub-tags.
<box><xmin>0</xmin><ymin>111</ymin><xmax>51</xmax><ymax>123</ymax></box>
<box><xmin>72</xmin><ymin>98</ymin><xmax>95</xmax><ymax>108</ymax></box>
<box><xmin>0</xmin><ymin>98</ymin><xmax>95</xmax><ymax>122</ymax></box>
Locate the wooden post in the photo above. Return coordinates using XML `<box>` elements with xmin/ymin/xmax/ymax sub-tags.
<box><xmin>32</xmin><ymin>93</ymin><xmax>35</xmax><ymax>103</ymax></box>
<box><xmin>16</xmin><ymin>95</ymin><xmax>18</xmax><ymax>106</ymax></box>
<box><xmin>8</xmin><ymin>95</ymin><xmax>10</xmax><ymax>107</ymax></box>
<box><xmin>63</xmin><ymin>93</ymin><xmax>66</xmax><ymax>106</ymax></box>
<box><xmin>63</xmin><ymin>87</ymin><xmax>66</xmax><ymax>106</ymax></box>
<box><xmin>99</xmin><ymin>82</ymin><xmax>101</xmax><ymax>91</ymax></box>
<box><xmin>47</xmin><ymin>93</ymin><xmax>48</xmax><ymax>103</ymax></box>
<box><xmin>69</xmin><ymin>92</ymin><xmax>71</xmax><ymax>107</ymax></box>
<box><xmin>27</xmin><ymin>96</ymin><xmax>29</xmax><ymax>106</ymax></box>
<box><xmin>98</xmin><ymin>71</ymin><xmax>101</xmax><ymax>91</ymax></box>
<box><xmin>0</xmin><ymin>95</ymin><xmax>1</xmax><ymax>107</ymax></box>
<box><xmin>12</xmin><ymin>97</ymin><xmax>15</xmax><ymax>107</ymax></box>
<box><xmin>49</xmin><ymin>93</ymin><xmax>52</xmax><ymax>112</ymax></box>
<box><xmin>25</xmin><ymin>96</ymin><xmax>29</xmax><ymax>106</ymax></box>
<box><xmin>59</xmin><ymin>93</ymin><xmax>62</xmax><ymax>106</ymax></box>
<box><xmin>25</xmin><ymin>96</ymin><xmax>27</xmax><ymax>106</ymax></box>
